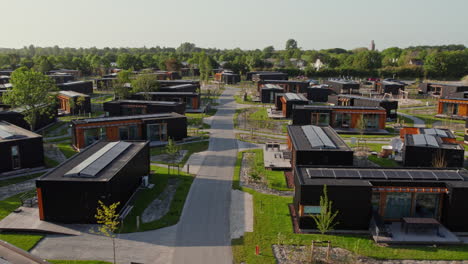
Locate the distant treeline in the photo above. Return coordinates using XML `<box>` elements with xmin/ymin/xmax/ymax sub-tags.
<box><xmin>0</xmin><ymin>41</ymin><xmax>467</xmax><ymax>79</ymax></box>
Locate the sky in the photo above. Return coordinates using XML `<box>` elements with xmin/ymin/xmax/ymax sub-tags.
<box><xmin>2</xmin><ymin>0</ymin><xmax>468</xmax><ymax>50</ymax></box>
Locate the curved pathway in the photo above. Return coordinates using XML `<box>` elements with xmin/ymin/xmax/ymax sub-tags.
<box><xmin>398</xmin><ymin>112</ymin><xmax>426</xmax><ymax>128</ymax></box>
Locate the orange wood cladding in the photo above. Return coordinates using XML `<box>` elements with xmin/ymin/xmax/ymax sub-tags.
<box><xmin>438</xmin><ymin>99</ymin><xmax>468</xmax><ymax>117</ymax></box>
<box><xmin>280</xmin><ymin>97</ymin><xmax>287</xmax><ymax>117</ymax></box>
<box><xmin>37</xmin><ymin>188</ymin><xmax>44</xmax><ymax>220</ymax></box>
<box><xmin>74</xmin><ymin>120</ymin><xmax>143</xmax><ymax>149</ymax></box>
<box><xmin>57</xmin><ymin>95</ymin><xmax>71</xmax><ymax>113</ymax></box>
<box><xmin>192</xmin><ymin>97</ymin><xmax>199</xmax><ymax>109</ymax></box>
<box><xmin>332</xmin><ymin>109</ymin><xmax>386</xmax><ymax>129</ymax></box>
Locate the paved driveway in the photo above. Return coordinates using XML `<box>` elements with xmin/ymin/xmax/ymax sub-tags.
<box><xmin>172</xmin><ymin>87</ymin><xmax>238</xmax><ymax>264</ymax></box>
<box><xmin>31</xmin><ymin>86</ymin><xmax>239</xmax><ymax>264</ymax></box>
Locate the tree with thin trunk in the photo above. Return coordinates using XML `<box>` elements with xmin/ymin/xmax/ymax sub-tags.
<box><xmin>165</xmin><ymin>138</ymin><xmax>180</xmax><ymax>173</ymax></box>
<box><xmin>3</xmin><ymin>67</ymin><xmax>57</xmax><ymax>131</ymax></box>
<box><xmin>94</xmin><ymin>200</ymin><xmax>120</xmax><ymax>264</ymax></box>
<box><xmin>310</xmin><ymin>185</ymin><xmax>339</xmax><ymax>234</ymax></box>
<box><xmin>76</xmin><ymin>96</ymin><xmax>86</xmax><ymax>115</ymax></box>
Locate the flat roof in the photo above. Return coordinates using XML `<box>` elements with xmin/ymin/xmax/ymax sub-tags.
<box><xmin>440</xmin><ymin>97</ymin><xmax>468</xmax><ymax>101</ymax></box>
<box><xmin>110</xmin><ymin>100</ymin><xmax>181</xmax><ymax>106</ymax></box>
<box><xmin>405</xmin><ymin>133</ymin><xmax>463</xmax><ymax>150</ymax></box>
<box><xmin>427</xmin><ymin>82</ymin><xmax>468</xmax><ymax>88</ymax></box>
<box><xmin>288</xmin><ymin>125</ymin><xmax>351</xmax><ymax>151</ymax></box>
<box><xmin>338</xmin><ymin>94</ymin><xmax>395</xmax><ymax>102</ymax></box>
<box><xmin>58</xmin><ymin>91</ymin><xmax>89</xmax><ymax>98</ymax></box>
<box><xmin>37</xmin><ymin>141</ymin><xmax>147</xmax><ymax>182</ymax></box>
<box><xmin>72</xmin><ymin>112</ymin><xmax>183</xmax><ymax>125</ymax></box>
<box><xmin>284</xmin><ymin>93</ymin><xmax>308</xmax><ymax>101</ymax></box>
<box><xmin>254</xmin><ymin>72</ymin><xmax>287</xmax><ymax>75</ymax></box>
<box><xmin>0</xmin><ymin>121</ymin><xmax>41</xmax><ymax>142</ymax></box>
<box><xmin>420</xmin><ymin>128</ymin><xmax>455</xmax><ymax>139</ymax></box>
<box><xmin>294</xmin><ymin>105</ymin><xmax>386</xmax><ymax>111</ymax></box>
<box><xmin>327</xmin><ymin>79</ymin><xmax>359</xmax><ymax>85</ymax></box>
<box><xmin>162</xmin><ymin>84</ymin><xmax>197</xmax><ymax>89</ymax></box>
<box><xmin>295</xmin><ymin>166</ymin><xmax>468</xmax><ymax>186</ymax></box>
<box><xmin>382</xmin><ymin>81</ymin><xmax>405</xmax><ymax>86</ymax></box>
<box><xmin>309</xmin><ymin>84</ymin><xmax>330</xmax><ymax>89</ymax></box>
<box><xmin>260</xmin><ymin>80</ymin><xmax>307</xmax><ymax>84</ymax></box>
<box><xmin>58</xmin><ymin>81</ymin><xmax>92</xmax><ymax>86</ymax></box>
<box><xmin>135</xmin><ymin>92</ymin><xmax>198</xmax><ymax>96</ymax></box>
<box><xmin>263</xmin><ymin>84</ymin><xmax>283</xmax><ymax>90</ymax></box>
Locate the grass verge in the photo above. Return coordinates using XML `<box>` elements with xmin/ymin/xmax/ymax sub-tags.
<box><xmin>231</xmin><ymin>162</ymin><xmax>468</xmax><ymax>263</ymax></box>
<box><xmin>56</xmin><ymin>141</ymin><xmax>78</xmax><ymax>159</ymax></box>
<box><xmin>118</xmin><ymin>166</ymin><xmax>194</xmax><ymax>233</ymax></box>
<box><xmin>0</xmin><ymin>193</ymin><xmax>44</xmax><ymax>251</ymax></box>
<box><xmin>49</xmin><ymin>261</ymin><xmax>112</xmax><ymax>264</ymax></box>
<box><xmin>0</xmin><ymin>173</ymin><xmax>43</xmax><ymax>188</ymax></box>
<box><xmin>150</xmin><ymin>140</ymin><xmax>209</xmax><ymax>166</ymax></box>
<box><xmin>237</xmin><ymin>149</ymin><xmax>291</xmax><ymax>191</ymax></box>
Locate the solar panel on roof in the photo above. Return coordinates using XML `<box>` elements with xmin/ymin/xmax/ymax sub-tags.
<box><xmin>334</xmin><ymin>170</ymin><xmax>360</xmax><ymax>178</ymax></box>
<box><xmin>65</xmin><ymin>141</ymin><xmax>131</xmax><ymax>178</ymax></box>
<box><xmin>434</xmin><ymin>171</ymin><xmax>463</xmax><ymax>181</ymax></box>
<box><xmin>383</xmin><ymin>170</ymin><xmax>412</xmax><ymax>180</ymax></box>
<box><xmin>360</xmin><ymin>170</ymin><xmax>386</xmax><ymax>179</ymax></box>
<box><xmin>424</xmin><ymin>128</ymin><xmax>448</xmax><ymax>138</ymax></box>
<box><xmin>311</xmin><ymin>126</ymin><xmax>336</xmax><ymax>148</ymax></box>
<box><xmin>412</xmin><ymin>134</ymin><xmax>439</xmax><ymax>147</ymax></box>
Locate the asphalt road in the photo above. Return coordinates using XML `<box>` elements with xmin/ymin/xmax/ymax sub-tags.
<box><xmin>172</xmin><ymin>86</ymin><xmax>238</xmax><ymax>264</ymax></box>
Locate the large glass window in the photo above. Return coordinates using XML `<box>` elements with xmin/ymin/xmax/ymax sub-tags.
<box><xmin>84</xmin><ymin>128</ymin><xmax>105</xmax><ymax>147</ymax></box>
<box><xmin>364</xmin><ymin>114</ymin><xmax>380</xmax><ymax>129</ymax></box>
<box><xmin>119</xmin><ymin>125</ymin><xmax>139</xmax><ymax>140</ymax></box>
<box><xmin>119</xmin><ymin>126</ymin><xmax>129</xmax><ymax>140</ymax></box>
<box><xmin>311</xmin><ymin>113</ymin><xmax>330</xmax><ymax>126</ymax></box>
<box><xmin>334</xmin><ymin>113</ymin><xmax>351</xmax><ymax>128</ymax></box>
<box><xmin>11</xmin><ymin>146</ymin><xmax>20</xmax><ymax>169</ymax></box>
<box><xmin>303</xmin><ymin>206</ymin><xmax>321</xmax><ymax>215</ymax></box>
<box><xmin>384</xmin><ymin>193</ymin><xmax>412</xmax><ymax>219</ymax></box>
<box><xmin>147</xmin><ymin>123</ymin><xmax>168</xmax><ymax>141</ymax></box>
<box><xmin>371</xmin><ymin>192</ymin><xmax>381</xmax><ymax>214</ymax></box>
<box><xmin>413</xmin><ymin>193</ymin><xmax>439</xmax><ymax>218</ymax></box>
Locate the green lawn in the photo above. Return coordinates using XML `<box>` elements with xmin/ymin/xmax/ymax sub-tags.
<box><xmin>238</xmin><ymin>149</ymin><xmax>291</xmax><ymax>191</ymax></box>
<box><xmin>232</xmin><ymin>179</ymin><xmax>468</xmax><ymax>263</ymax></box>
<box><xmin>149</xmin><ymin>140</ymin><xmax>209</xmax><ymax>166</ymax></box>
<box><xmin>0</xmin><ymin>193</ymin><xmax>45</xmax><ymax>251</ymax></box>
<box><xmin>368</xmin><ymin>155</ymin><xmax>399</xmax><ymax>167</ymax></box>
<box><xmin>56</xmin><ymin>141</ymin><xmax>78</xmax><ymax>158</ymax></box>
<box><xmin>42</xmin><ymin>121</ymin><xmax>69</xmax><ymax>137</ymax></box>
<box><xmin>58</xmin><ymin>111</ymin><xmax>104</xmax><ymax>122</ymax></box>
<box><xmin>49</xmin><ymin>261</ymin><xmax>112</xmax><ymax>264</ymax></box>
<box><xmin>0</xmin><ymin>173</ymin><xmax>43</xmax><ymax>188</ymax></box>
<box><xmin>118</xmin><ymin>166</ymin><xmax>194</xmax><ymax>233</ymax></box>
<box><xmin>185</xmin><ymin>109</ymin><xmax>217</xmax><ymax>129</ymax></box>
<box><xmin>91</xmin><ymin>94</ymin><xmax>114</xmax><ymax>104</ymax></box>
<box><xmin>339</xmin><ymin>134</ymin><xmax>396</xmax><ymax>139</ymax></box>
<box><xmin>249</xmin><ymin>108</ymin><xmax>268</xmax><ymax>120</ymax></box>
<box><xmin>234</xmin><ymin>95</ymin><xmax>272</xmax><ymax>105</ymax></box>
<box><xmin>44</xmin><ymin>156</ymin><xmax>60</xmax><ymax>168</ymax></box>
<box><xmin>395</xmin><ymin>114</ymin><xmax>415</xmax><ymax>126</ymax></box>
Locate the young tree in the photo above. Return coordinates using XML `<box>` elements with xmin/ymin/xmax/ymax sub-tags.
<box><xmin>310</xmin><ymin>185</ymin><xmax>339</xmax><ymax>234</ymax></box>
<box><xmin>76</xmin><ymin>96</ymin><xmax>86</xmax><ymax>115</ymax></box>
<box><xmin>94</xmin><ymin>200</ymin><xmax>120</xmax><ymax>264</ymax></box>
<box><xmin>131</xmin><ymin>74</ymin><xmax>160</xmax><ymax>100</ymax></box>
<box><xmin>165</xmin><ymin>138</ymin><xmax>180</xmax><ymax>167</ymax></box>
<box><xmin>3</xmin><ymin>67</ymin><xmax>58</xmax><ymax>130</ymax></box>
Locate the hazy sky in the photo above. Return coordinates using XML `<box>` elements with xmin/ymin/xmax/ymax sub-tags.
<box><xmin>2</xmin><ymin>0</ymin><xmax>468</xmax><ymax>50</ymax></box>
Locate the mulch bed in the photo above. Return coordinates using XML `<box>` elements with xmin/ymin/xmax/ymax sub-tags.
<box><xmin>288</xmin><ymin>204</ymin><xmax>302</xmax><ymax>234</ymax></box>
<box><xmin>284</xmin><ymin>171</ymin><xmax>294</xmax><ymax>188</ymax></box>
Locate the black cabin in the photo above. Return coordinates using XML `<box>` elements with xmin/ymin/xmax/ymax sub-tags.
<box><xmin>36</xmin><ymin>140</ymin><xmax>149</xmax><ymax>223</ymax></box>
<box><xmin>0</xmin><ymin>121</ymin><xmax>44</xmax><ymax>174</ymax></box>
<box><xmin>103</xmin><ymin>100</ymin><xmax>186</xmax><ymax>116</ymax></box>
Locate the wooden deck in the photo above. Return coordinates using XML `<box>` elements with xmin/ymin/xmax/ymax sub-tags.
<box><xmin>263</xmin><ymin>144</ymin><xmax>291</xmax><ymax>169</ymax></box>
<box><xmin>373</xmin><ymin>222</ymin><xmax>462</xmax><ymax>245</ymax></box>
